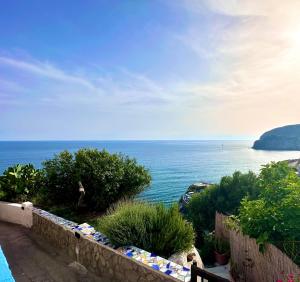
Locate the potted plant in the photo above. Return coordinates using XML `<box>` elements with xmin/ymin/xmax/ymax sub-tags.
<box><xmin>214</xmin><ymin>238</ymin><xmax>230</xmax><ymax>265</ymax></box>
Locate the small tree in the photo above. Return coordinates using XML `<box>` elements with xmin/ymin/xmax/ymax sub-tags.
<box><xmin>41</xmin><ymin>148</ymin><xmax>151</xmax><ymax>210</ymax></box>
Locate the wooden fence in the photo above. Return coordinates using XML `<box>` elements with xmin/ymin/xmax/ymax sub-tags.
<box><xmin>215</xmin><ymin>212</ymin><xmax>300</xmax><ymax>282</ymax></box>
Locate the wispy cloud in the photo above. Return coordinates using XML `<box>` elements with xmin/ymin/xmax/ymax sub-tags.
<box><xmin>0</xmin><ymin>54</ymin><xmax>185</xmax><ymax>139</ymax></box>
<box><xmin>0</xmin><ymin>56</ymin><xmax>97</xmax><ymax>90</ymax></box>
<box><xmin>175</xmin><ymin>0</ymin><xmax>300</xmax><ymax>135</ymax></box>
<box><xmin>0</xmin><ymin>55</ymin><xmax>176</xmax><ymax>108</ymax></box>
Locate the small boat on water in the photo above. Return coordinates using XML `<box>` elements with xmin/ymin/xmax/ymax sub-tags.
<box><xmin>179</xmin><ymin>182</ymin><xmax>211</xmax><ymax>212</ymax></box>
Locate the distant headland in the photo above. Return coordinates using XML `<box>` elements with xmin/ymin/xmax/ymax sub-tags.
<box><xmin>253</xmin><ymin>124</ymin><xmax>300</xmax><ymax>151</ymax></box>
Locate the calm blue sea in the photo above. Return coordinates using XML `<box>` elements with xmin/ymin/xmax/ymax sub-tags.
<box><xmin>0</xmin><ymin>140</ymin><xmax>299</xmax><ymax>205</ymax></box>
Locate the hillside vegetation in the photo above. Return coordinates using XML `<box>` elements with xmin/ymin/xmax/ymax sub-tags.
<box><xmin>186</xmin><ymin>161</ymin><xmax>300</xmax><ymax>265</ymax></box>
<box><xmin>253</xmin><ymin>124</ymin><xmax>300</xmax><ymax>150</ymax></box>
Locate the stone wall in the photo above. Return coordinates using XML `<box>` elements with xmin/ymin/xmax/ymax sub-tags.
<box><xmin>32</xmin><ymin>211</ymin><xmax>180</xmax><ymax>282</ymax></box>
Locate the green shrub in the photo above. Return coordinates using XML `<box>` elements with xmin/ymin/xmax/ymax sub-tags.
<box><xmin>97</xmin><ymin>201</ymin><xmax>195</xmax><ymax>258</ymax></box>
<box><xmin>239</xmin><ymin>162</ymin><xmax>300</xmax><ymax>246</ymax></box>
<box><xmin>200</xmin><ymin>232</ymin><xmax>215</xmax><ymax>265</ymax></box>
<box><xmin>41</xmin><ymin>151</ymin><xmax>76</xmax><ymax>205</ymax></box>
<box><xmin>258</xmin><ymin>161</ymin><xmax>294</xmax><ymax>191</ymax></box>
<box><xmin>186</xmin><ymin>171</ymin><xmax>259</xmax><ymax>241</ymax></box>
<box><xmin>74</xmin><ymin>149</ymin><xmax>151</xmax><ymax>210</ymax></box>
<box><xmin>0</xmin><ymin>164</ymin><xmax>43</xmax><ymax>202</ymax></box>
<box><xmin>41</xmin><ymin>149</ymin><xmax>151</xmax><ymax>210</ymax></box>
<box><xmin>214</xmin><ymin>237</ymin><xmax>230</xmax><ymax>254</ymax></box>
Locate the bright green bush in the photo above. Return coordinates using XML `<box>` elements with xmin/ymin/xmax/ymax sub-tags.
<box><xmin>41</xmin><ymin>149</ymin><xmax>151</xmax><ymax>210</ymax></box>
<box><xmin>186</xmin><ymin>171</ymin><xmax>259</xmax><ymax>240</ymax></box>
<box><xmin>0</xmin><ymin>164</ymin><xmax>43</xmax><ymax>202</ymax></box>
<box><xmin>239</xmin><ymin>162</ymin><xmax>300</xmax><ymax>246</ymax></box>
<box><xmin>97</xmin><ymin>201</ymin><xmax>195</xmax><ymax>258</ymax></box>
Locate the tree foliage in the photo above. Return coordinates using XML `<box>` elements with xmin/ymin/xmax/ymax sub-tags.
<box><xmin>186</xmin><ymin>161</ymin><xmax>300</xmax><ymax>264</ymax></box>
<box><xmin>0</xmin><ymin>149</ymin><xmax>151</xmax><ymax>212</ymax></box>
<box><xmin>74</xmin><ymin>149</ymin><xmax>151</xmax><ymax>210</ymax></box>
<box><xmin>239</xmin><ymin>162</ymin><xmax>300</xmax><ymax>245</ymax></box>
<box><xmin>186</xmin><ymin>171</ymin><xmax>259</xmax><ymax>238</ymax></box>
<box><xmin>41</xmin><ymin>151</ymin><xmax>76</xmax><ymax>205</ymax></box>
<box><xmin>0</xmin><ymin>164</ymin><xmax>43</xmax><ymax>202</ymax></box>
<box><xmin>40</xmin><ymin>149</ymin><xmax>151</xmax><ymax>210</ymax></box>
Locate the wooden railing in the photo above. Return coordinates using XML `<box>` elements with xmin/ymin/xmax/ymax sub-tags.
<box><xmin>191</xmin><ymin>261</ymin><xmax>230</xmax><ymax>282</ymax></box>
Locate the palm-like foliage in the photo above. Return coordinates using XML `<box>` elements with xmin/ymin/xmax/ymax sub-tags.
<box><xmin>0</xmin><ymin>164</ymin><xmax>42</xmax><ymax>202</ymax></box>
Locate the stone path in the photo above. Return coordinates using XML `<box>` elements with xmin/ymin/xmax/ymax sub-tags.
<box><xmin>0</xmin><ymin>221</ymin><xmax>109</xmax><ymax>282</ymax></box>
<box><xmin>205</xmin><ymin>264</ymin><xmax>231</xmax><ymax>280</ymax></box>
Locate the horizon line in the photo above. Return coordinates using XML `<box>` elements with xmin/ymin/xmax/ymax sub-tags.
<box><xmin>0</xmin><ymin>138</ymin><xmax>256</xmax><ymax>142</ymax></box>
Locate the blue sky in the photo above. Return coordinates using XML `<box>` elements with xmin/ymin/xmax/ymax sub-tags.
<box><xmin>1</xmin><ymin>0</ymin><xmax>300</xmax><ymax>140</ymax></box>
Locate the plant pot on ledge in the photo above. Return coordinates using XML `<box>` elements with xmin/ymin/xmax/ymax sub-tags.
<box><xmin>214</xmin><ymin>238</ymin><xmax>230</xmax><ymax>265</ymax></box>
<box><xmin>214</xmin><ymin>251</ymin><xmax>229</xmax><ymax>265</ymax></box>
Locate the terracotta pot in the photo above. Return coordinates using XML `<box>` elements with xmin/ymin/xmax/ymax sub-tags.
<box><xmin>214</xmin><ymin>251</ymin><xmax>229</xmax><ymax>265</ymax></box>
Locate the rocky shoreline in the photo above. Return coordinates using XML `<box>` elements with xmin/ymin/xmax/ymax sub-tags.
<box><xmin>179</xmin><ymin>182</ymin><xmax>211</xmax><ymax>212</ymax></box>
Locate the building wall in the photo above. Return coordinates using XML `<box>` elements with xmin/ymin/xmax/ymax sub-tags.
<box><xmin>0</xmin><ymin>201</ymin><xmax>32</xmax><ymax>227</ymax></box>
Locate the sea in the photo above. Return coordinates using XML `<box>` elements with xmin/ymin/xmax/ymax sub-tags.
<box><xmin>0</xmin><ymin>140</ymin><xmax>299</xmax><ymax>205</ymax></box>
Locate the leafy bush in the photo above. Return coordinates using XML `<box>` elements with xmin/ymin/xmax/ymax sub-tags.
<box><xmin>186</xmin><ymin>171</ymin><xmax>259</xmax><ymax>241</ymax></box>
<box><xmin>239</xmin><ymin>162</ymin><xmax>300</xmax><ymax>248</ymax></box>
<box><xmin>74</xmin><ymin>149</ymin><xmax>151</xmax><ymax>210</ymax></box>
<box><xmin>97</xmin><ymin>201</ymin><xmax>195</xmax><ymax>258</ymax></box>
<box><xmin>200</xmin><ymin>232</ymin><xmax>215</xmax><ymax>265</ymax></box>
<box><xmin>214</xmin><ymin>237</ymin><xmax>230</xmax><ymax>254</ymax></box>
<box><xmin>199</xmin><ymin>233</ymin><xmax>230</xmax><ymax>265</ymax></box>
<box><xmin>186</xmin><ymin>161</ymin><xmax>300</xmax><ymax>264</ymax></box>
<box><xmin>258</xmin><ymin>161</ymin><xmax>294</xmax><ymax>191</ymax></box>
<box><xmin>41</xmin><ymin>149</ymin><xmax>151</xmax><ymax>210</ymax></box>
<box><xmin>41</xmin><ymin>151</ymin><xmax>76</xmax><ymax>205</ymax></box>
<box><xmin>0</xmin><ymin>164</ymin><xmax>43</xmax><ymax>202</ymax></box>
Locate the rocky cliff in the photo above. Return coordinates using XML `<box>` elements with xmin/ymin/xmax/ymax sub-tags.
<box><xmin>288</xmin><ymin>158</ymin><xmax>300</xmax><ymax>175</ymax></box>
<box><xmin>253</xmin><ymin>124</ymin><xmax>300</xmax><ymax>150</ymax></box>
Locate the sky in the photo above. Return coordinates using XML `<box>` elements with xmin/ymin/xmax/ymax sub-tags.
<box><xmin>1</xmin><ymin>0</ymin><xmax>300</xmax><ymax>140</ymax></box>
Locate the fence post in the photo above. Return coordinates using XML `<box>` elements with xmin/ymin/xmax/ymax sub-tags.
<box><xmin>191</xmin><ymin>261</ymin><xmax>197</xmax><ymax>282</ymax></box>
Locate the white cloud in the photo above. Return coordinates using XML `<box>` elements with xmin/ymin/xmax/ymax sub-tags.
<box><xmin>0</xmin><ymin>55</ymin><xmax>177</xmax><ymax>109</ymax></box>
<box><xmin>0</xmin><ymin>55</ymin><xmax>186</xmax><ymax>139</ymax></box>
<box><xmin>0</xmin><ymin>56</ymin><xmax>97</xmax><ymax>91</ymax></box>
<box><xmin>176</xmin><ymin>0</ymin><xmax>300</xmax><ymax>136</ymax></box>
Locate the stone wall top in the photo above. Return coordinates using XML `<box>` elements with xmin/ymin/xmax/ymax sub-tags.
<box><xmin>32</xmin><ymin>209</ymin><xmax>189</xmax><ymax>282</ymax></box>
